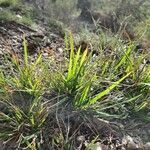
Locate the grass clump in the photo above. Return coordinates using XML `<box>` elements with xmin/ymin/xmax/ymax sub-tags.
<box><xmin>0</xmin><ymin>38</ymin><xmax>50</xmax><ymax>149</ymax></box>
<box><xmin>19</xmin><ymin>15</ymin><xmax>33</xmax><ymax>26</ymax></box>
<box><xmin>0</xmin><ymin>97</ymin><xmax>49</xmax><ymax>149</ymax></box>
<box><xmin>50</xmin><ymin>33</ymin><xmax>132</xmax><ymax>110</ymax></box>
<box><xmin>0</xmin><ymin>33</ymin><xmax>149</xmax><ymax>148</ymax></box>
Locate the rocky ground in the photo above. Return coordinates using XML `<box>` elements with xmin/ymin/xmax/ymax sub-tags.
<box><xmin>0</xmin><ymin>20</ymin><xmax>150</xmax><ymax>150</ymax></box>
<box><xmin>0</xmin><ymin>20</ymin><xmax>66</xmax><ymax>65</ymax></box>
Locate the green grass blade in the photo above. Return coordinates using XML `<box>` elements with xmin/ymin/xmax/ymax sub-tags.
<box><xmin>73</xmin><ymin>46</ymin><xmax>81</xmax><ymax>75</ymax></box>
<box><xmin>23</xmin><ymin>35</ymin><xmax>28</xmax><ymax>67</ymax></box>
<box><xmin>115</xmin><ymin>45</ymin><xmax>133</xmax><ymax>70</ymax></box>
<box><xmin>79</xmin><ymin>48</ymin><xmax>88</xmax><ymax>68</ymax></box>
<box><xmin>77</xmin><ymin>81</ymin><xmax>91</xmax><ymax>107</ymax></box>
<box><xmin>67</xmin><ymin>33</ymin><xmax>74</xmax><ymax>81</ymax></box>
<box><xmin>33</xmin><ymin>54</ymin><xmax>42</xmax><ymax>67</ymax></box>
<box><xmin>87</xmin><ymin>72</ymin><xmax>131</xmax><ymax>106</ymax></box>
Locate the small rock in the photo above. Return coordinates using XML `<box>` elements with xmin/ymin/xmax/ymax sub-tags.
<box><xmin>57</xmin><ymin>47</ymin><xmax>63</xmax><ymax>53</ymax></box>
<box><xmin>0</xmin><ymin>140</ymin><xmax>4</xmax><ymax>149</ymax></box>
<box><xmin>127</xmin><ymin>140</ymin><xmax>139</xmax><ymax>150</ymax></box>
<box><xmin>16</xmin><ymin>14</ymin><xmax>22</xmax><ymax>19</ymax></box>
<box><xmin>144</xmin><ymin>142</ymin><xmax>150</xmax><ymax>150</ymax></box>
<box><xmin>122</xmin><ymin>135</ymin><xmax>132</xmax><ymax>145</ymax></box>
<box><xmin>122</xmin><ymin>135</ymin><xmax>144</xmax><ymax>150</ymax></box>
<box><xmin>43</xmin><ymin>53</ymin><xmax>49</xmax><ymax>57</ymax></box>
<box><xmin>77</xmin><ymin>135</ymin><xmax>85</xmax><ymax>142</ymax></box>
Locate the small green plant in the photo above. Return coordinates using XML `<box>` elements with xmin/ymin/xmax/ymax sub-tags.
<box><xmin>51</xmin><ymin>33</ymin><xmax>131</xmax><ymax>109</ymax></box>
<box><xmin>0</xmin><ymin>37</ymin><xmax>50</xmax><ymax>149</ymax></box>
<box><xmin>7</xmin><ymin>37</ymin><xmax>46</xmax><ymax>97</ymax></box>
<box><xmin>46</xmin><ymin>0</ymin><xmax>77</xmax><ymax>23</ymax></box>
<box><xmin>0</xmin><ymin>96</ymin><xmax>49</xmax><ymax>149</ymax></box>
<box><xmin>0</xmin><ymin>0</ymin><xmax>35</xmax><ymax>25</ymax></box>
<box><xmin>48</xmin><ymin>19</ymin><xmax>66</xmax><ymax>37</ymax></box>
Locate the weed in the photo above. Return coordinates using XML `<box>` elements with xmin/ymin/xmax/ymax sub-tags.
<box><xmin>51</xmin><ymin>33</ymin><xmax>132</xmax><ymax>110</ymax></box>
<box><xmin>0</xmin><ymin>37</ymin><xmax>50</xmax><ymax>149</ymax></box>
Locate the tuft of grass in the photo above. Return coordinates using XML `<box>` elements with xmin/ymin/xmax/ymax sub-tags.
<box><xmin>51</xmin><ymin>33</ymin><xmax>132</xmax><ymax>110</ymax></box>
<box><xmin>0</xmin><ymin>10</ymin><xmax>33</xmax><ymax>26</ymax></box>
<box><xmin>0</xmin><ymin>96</ymin><xmax>49</xmax><ymax>149</ymax></box>
<box><xmin>9</xmin><ymin>37</ymin><xmax>46</xmax><ymax>97</ymax></box>
<box><xmin>0</xmin><ymin>37</ymin><xmax>50</xmax><ymax>149</ymax></box>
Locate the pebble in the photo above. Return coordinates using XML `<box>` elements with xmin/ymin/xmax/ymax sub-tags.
<box><xmin>77</xmin><ymin>135</ymin><xmax>85</xmax><ymax>142</ymax></box>
<box><xmin>57</xmin><ymin>47</ymin><xmax>63</xmax><ymax>53</ymax></box>
<box><xmin>122</xmin><ymin>136</ymin><xmax>144</xmax><ymax>150</ymax></box>
<box><xmin>0</xmin><ymin>140</ymin><xmax>4</xmax><ymax>149</ymax></box>
<box><xmin>127</xmin><ymin>140</ymin><xmax>139</xmax><ymax>150</ymax></box>
<box><xmin>144</xmin><ymin>142</ymin><xmax>150</xmax><ymax>150</ymax></box>
<box><xmin>43</xmin><ymin>53</ymin><xmax>49</xmax><ymax>57</ymax></box>
<box><xmin>16</xmin><ymin>14</ymin><xmax>22</xmax><ymax>19</ymax></box>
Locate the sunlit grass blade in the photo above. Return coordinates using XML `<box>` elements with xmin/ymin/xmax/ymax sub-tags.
<box><xmin>87</xmin><ymin>72</ymin><xmax>131</xmax><ymax>106</ymax></box>
<box><xmin>72</xmin><ymin>46</ymin><xmax>81</xmax><ymax>75</ymax></box>
<box><xmin>33</xmin><ymin>53</ymin><xmax>42</xmax><ymax>67</ymax></box>
<box><xmin>23</xmin><ymin>35</ymin><xmax>28</xmax><ymax>67</ymax></box>
<box><xmin>67</xmin><ymin>33</ymin><xmax>75</xmax><ymax>81</ymax></box>
<box><xmin>77</xmin><ymin>81</ymin><xmax>91</xmax><ymax>107</ymax></box>
<box><xmin>115</xmin><ymin>44</ymin><xmax>133</xmax><ymax>70</ymax></box>
<box><xmin>79</xmin><ymin>48</ymin><xmax>88</xmax><ymax>68</ymax></box>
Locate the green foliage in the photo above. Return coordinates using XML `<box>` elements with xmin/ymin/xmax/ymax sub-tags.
<box><xmin>0</xmin><ymin>10</ymin><xmax>33</xmax><ymax>25</ymax></box>
<box><xmin>0</xmin><ymin>0</ymin><xmax>149</xmax><ymax>148</ymax></box>
<box><xmin>19</xmin><ymin>15</ymin><xmax>33</xmax><ymax>25</ymax></box>
<box><xmin>0</xmin><ymin>96</ymin><xmax>49</xmax><ymax>149</ymax></box>
<box><xmin>10</xmin><ymin>37</ymin><xmax>46</xmax><ymax>97</ymax></box>
<box><xmin>51</xmin><ymin>34</ymin><xmax>132</xmax><ymax>110</ymax></box>
<box><xmin>51</xmin><ymin>33</ymin><xmax>91</xmax><ymax>101</ymax></box>
<box><xmin>46</xmin><ymin>0</ymin><xmax>77</xmax><ymax>23</ymax></box>
<box><xmin>0</xmin><ymin>33</ymin><xmax>149</xmax><ymax>148</ymax></box>
<box><xmin>0</xmin><ymin>0</ymin><xmax>20</xmax><ymax>8</ymax></box>
<box><xmin>115</xmin><ymin>0</ymin><xmax>149</xmax><ymax>21</ymax></box>
<box><xmin>0</xmin><ymin>38</ymin><xmax>50</xmax><ymax>149</ymax></box>
<box><xmin>48</xmin><ymin>19</ymin><xmax>66</xmax><ymax>37</ymax></box>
